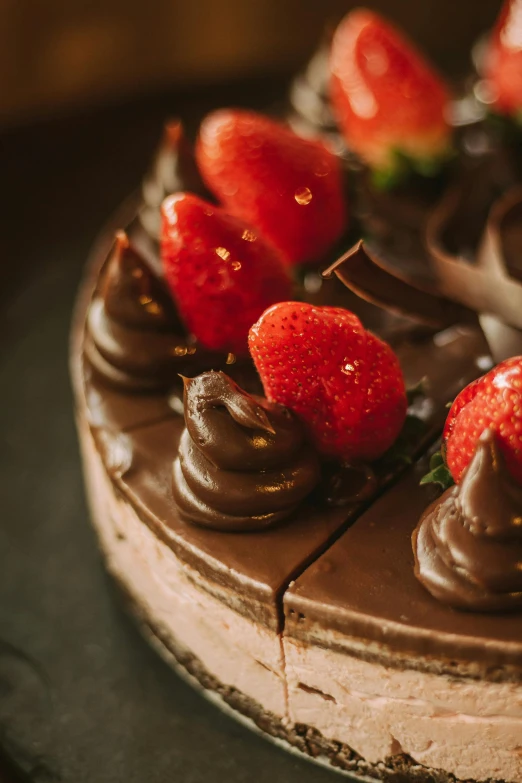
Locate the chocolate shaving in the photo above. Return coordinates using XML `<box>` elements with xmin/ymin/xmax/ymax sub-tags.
<box><xmin>427</xmin><ymin>184</ymin><xmax>522</xmax><ymax>332</ymax></box>
<box><xmin>322</xmin><ymin>240</ymin><xmax>474</xmax><ymax>329</ymax></box>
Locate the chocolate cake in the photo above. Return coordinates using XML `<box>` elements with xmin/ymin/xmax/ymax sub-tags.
<box><xmin>72</xmin><ymin>4</ymin><xmax>522</xmax><ymax>782</ymax></box>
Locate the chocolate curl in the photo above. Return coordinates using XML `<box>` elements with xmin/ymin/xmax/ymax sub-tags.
<box><xmin>427</xmin><ymin>184</ymin><xmax>522</xmax><ymax>334</ymax></box>
<box><xmin>322</xmin><ymin>240</ymin><xmax>474</xmax><ymax>329</ymax></box>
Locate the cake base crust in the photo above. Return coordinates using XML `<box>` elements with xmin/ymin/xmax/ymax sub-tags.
<box><xmin>117</xmin><ymin>576</ymin><xmax>507</xmax><ymax>783</ymax></box>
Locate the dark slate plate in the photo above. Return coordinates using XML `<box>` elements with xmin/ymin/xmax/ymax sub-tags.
<box><xmin>0</xmin><ymin>80</ymin><xmax>343</xmax><ymax>783</ymax></box>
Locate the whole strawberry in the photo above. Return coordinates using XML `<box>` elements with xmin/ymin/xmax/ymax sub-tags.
<box><xmin>444</xmin><ymin>356</ymin><xmax>522</xmax><ymax>484</ymax></box>
<box><xmin>249</xmin><ymin>302</ymin><xmax>407</xmax><ymax>462</ymax></box>
<box><xmin>484</xmin><ymin>0</ymin><xmax>522</xmax><ymax>118</ymax></box>
<box><xmin>196</xmin><ymin>110</ymin><xmax>347</xmax><ymax>267</ymax></box>
<box><xmin>161</xmin><ymin>193</ymin><xmax>291</xmax><ymax>355</ymax></box>
<box><xmin>330</xmin><ymin>9</ymin><xmax>452</xmax><ymax>181</ymax></box>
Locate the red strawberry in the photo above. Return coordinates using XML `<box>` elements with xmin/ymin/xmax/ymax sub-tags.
<box><xmin>330</xmin><ymin>9</ymin><xmax>452</xmax><ymax>174</ymax></box>
<box><xmin>248</xmin><ymin>302</ymin><xmax>407</xmax><ymax>462</ymax></box>
<box><xmin>484</xmin><ymin>0</ymin><xmax>522</xmax><ymax>117</ymax></box>
<box><xmin>196</xmin><ymin>109</ymin><xmax>347</xmax><ymax>267</ymax></box>
<box><xmin>444</xmin><ymin>357</ymin><xmax>522</xmax><ymax>484</ymax></box>
<box><xmin>161</xmin><ymin>193</ymin><xmax>291</xmax><ymax>355</ymax></box>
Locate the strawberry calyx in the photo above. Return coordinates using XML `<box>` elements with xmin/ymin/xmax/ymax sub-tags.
<box><xmin>324</xmin><ymin>383</ymin><xmax>430</xmax><ymax>506</ymax></box>
<box><xmin>420</xmin><ymin>449</ymin><xmax>454</xmax><ymax>491</ymax></box>
<box><xmin>330</xmin><ymin>8</ymin><xmax>453</xmax><ymax>179</ymax></box>
<box><xmin>370</xmin><ymin>146</ymin><xmax>455</xmax><ymax>191</ymax></box>
<box><xmin>375</xmin><ymin>412</ymin><xmax>428</xmax><ymax>471</ymax></box>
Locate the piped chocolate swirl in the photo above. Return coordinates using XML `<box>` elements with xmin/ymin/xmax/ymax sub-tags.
<box><xmin>287</xmin><ymin>37</ymin><xmax>340</xmax><ymax>143</ymax></box>
<box><xmin>85</xmin><ymin>231</ymin><xmax>200</xmax><ymax>392</ymax></box>
<box><xmin>173</xmin><ymin>372</ymin><xmax>320</xmax><ymax>532</ymax></box>
<box><xmin>139</xmin><ymin>120</ymin><xmax>208</xmax><ymax>242</ymax></box>
<box><xmin>413</xmin><ymin>430</ymin><xmax>522</xmax><ymax>612</ymax></box>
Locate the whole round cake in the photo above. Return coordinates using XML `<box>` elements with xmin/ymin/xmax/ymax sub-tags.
<box><xmin>72</xmin><ymin>5</ymin><xmax>522</xmax><ymax>782</ymax></box>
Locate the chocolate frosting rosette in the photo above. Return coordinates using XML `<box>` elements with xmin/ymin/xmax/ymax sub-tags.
<box><xmin>414</xmin><ymin>430</ymin><xmax>522</xmax><ymax>611</ymax></box>
<box><xmin>85</xmin><ymin>231</ymin><xmax>202</xmax><ymax>392</ymax></box>
<box><xmin>173</xmin><ymin>372</ymin><xmax>320</xmax><ymax>532</ymax></box>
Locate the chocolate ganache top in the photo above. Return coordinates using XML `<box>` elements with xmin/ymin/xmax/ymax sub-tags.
<box><xmin>173</xmin><ymin>371</ymin><xmax>320</xmax><ymax>532</ymax></box>
<box><xmin>414</xmin><ymin>429</ymin><xmax>522</xmax><ymax>612</ymax></box>
<box><xmin>85</xmin><ymin>231</ymin><xmax>201</xmax><ymax>393</ymax></box>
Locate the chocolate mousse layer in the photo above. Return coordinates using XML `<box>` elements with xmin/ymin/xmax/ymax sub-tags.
<box><xmin>284</xmin><ymin>446</ymin><xmax>522</xmax><ymax>783</ymax></box>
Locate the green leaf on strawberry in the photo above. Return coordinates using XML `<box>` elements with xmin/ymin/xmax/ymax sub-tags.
<box><xmin>443</xmin><ymin>356</ymin><xmax>522</xmax><ymax>485</ymax></box>
<box><xmin>370</xmin><ymin>148</ymin><xmax>454</xmax><ymax>192</ymax></box>
<box><xmin>420</xmin><ymin>451</ymin><xmax>454</xmax><ymax>491</ymax></box>
<box><xmin>375</xmin><ymin>413</ymin><xmax>428</xmax><ymax>472</ymax></box>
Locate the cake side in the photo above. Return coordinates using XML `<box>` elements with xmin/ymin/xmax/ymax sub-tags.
<box><xmin>284</xmin><ymin>456</ymin><xmax>522</xmax><ymax>782</ymax></box>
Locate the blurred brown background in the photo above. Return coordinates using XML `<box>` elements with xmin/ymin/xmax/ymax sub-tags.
<box><xmin>1</xmin><ymin>0</ymin><xmax>501</xmax><ymax>127</ymax></box>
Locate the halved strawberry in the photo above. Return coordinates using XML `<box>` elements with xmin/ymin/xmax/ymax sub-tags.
<box><xmin>248</xmin><ymin>302</ymin><xmax>407</xmax><ymax>462</ymax></box>
<box><xmin>330</xmin><ymin>9</ymin><xmax>452</xmax><ymax>181</ymax></box>
<box><xmin>161</xmin><ymin>193</ymin><xmax>291</xmax><ymax>355</ymax></box>
<box><xmin>483</xmin><ymin>0</ymin><xmax>522</xmax><ymax>118</ymax></box>
<box><xmin>444</xmin><ymin>356</ymin><xmax>522</xmax><ymax>484</ymax></box>
<box><xmin>196</xmin><ymin>109</ymin><xmax>347</xmax><ymax>266</ymax></box>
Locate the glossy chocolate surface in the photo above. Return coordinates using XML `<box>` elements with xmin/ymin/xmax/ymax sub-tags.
<box><xmin>96</xmin><ymin>414</ymin><xmax>350</xmax><ymax>629</ymax></box>
<box><xmin>357</xmin><ymin>170</ymin><xmax>444</xmax><ymax>283</ymax></box>
<box><xmin>80</xmin><ymin>357</ymin><xmax>176</xmax><ymax>433</ymax></box>
<box><xmin>324</xmin><ymin>241</ymin><xmax>474</xmax><ymax>329</ymax></box>
<box><xmin>286</xmin><ymin>452</ymin><xmax>522</xmax><ymax>673</ymax></box>
<box><xmin>82</xmin><ymin>292</ymin><xmax>488</xmax><ymax>631</ymax></box>
<box><xmin>76</xmin><ymin>202</ymin><xmax>495</xmax><ymax>648</ymax></box>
